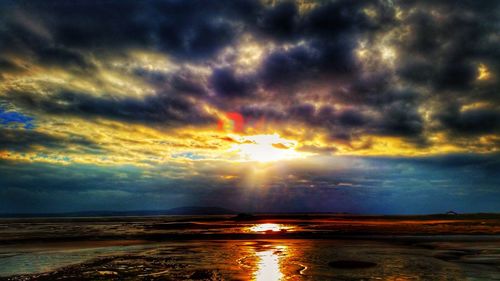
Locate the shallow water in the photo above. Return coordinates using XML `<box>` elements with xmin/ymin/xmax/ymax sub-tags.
<box><xmin>1</xmin><ymin>216</ymin><xmax>499</xmax><ymax>280</ymax></box>
<box><xmin>0</xmin><ymin>242</ymin><xmax>155</xmax><ymax>277</ymax></box>
<box><xmin>1</xmin><ymin>239</ymin><xmax>499</xmax><ymax>280</ymax></box>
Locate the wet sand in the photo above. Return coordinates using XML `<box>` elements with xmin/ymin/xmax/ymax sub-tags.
<box><xmin>0</xmin><ymin>214</ymin><xmax>499</xmax><ymax>280</ymax></box>
<box><xmin>1</xmin><ymin>214</ymin><xmax>499</xmax><ymax>243</ymax></box>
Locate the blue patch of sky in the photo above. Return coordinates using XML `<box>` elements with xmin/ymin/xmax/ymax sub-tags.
<box><xmin>172</xmin><ymin>152</ymin><xmax>205</xmax><ymax>160</ymax></box>
<box><xmin>0</xmin><ymin>105</ymin><xmax>35</xmax><ymax>129</ymax></box>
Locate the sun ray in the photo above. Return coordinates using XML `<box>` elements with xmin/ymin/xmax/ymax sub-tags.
<box><xmin>229</xmin><ymin>134</ymin><xmax>307</xmax><ymax>162</ymax></box>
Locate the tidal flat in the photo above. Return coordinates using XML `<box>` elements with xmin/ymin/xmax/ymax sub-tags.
<box><xmin>0</xmin><ymin>214</ymin><xmax>499</xmax><ymax>280</ymax></box>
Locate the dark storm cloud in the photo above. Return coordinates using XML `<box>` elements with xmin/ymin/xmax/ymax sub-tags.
<box><xmin>0</xmin><ymin>0</ymin><xmax>498</xmax><ymax>146</ymax></box>
<box><xmin>6</xmin><ymin>90</ymin><xmax>215</xmax><ymax>126</ymax></box>
<box><xmin>397</xmin><ymin>1</ymin><xmax>499</xmax><ymax>91</ymax></box>
<box><xmin>36</xmin><ymin>47</ymin><xmax>93</xmax><ymax>70</ymax></box>
<box><xmin>437</xmin><ymin>104</ymin><xmax>500</xmax><ymax>135</ymax></box>
<box><xmin>240</xmin><ymin>105</ymin><xmax>287</xmax><ymax>121</ymax></box>
<box><xmin>392</xmin><ymin>0</ymin><xmax>500</xmax><ymax>140</ymax></box>
<box><xmin>240</xmin><ymin>95</ymin><xmax>422</xmax><ymax>140</ymax></box>
<box><xmin>250</xmin><ymin>0</ymin><xmax>397</xmax><ymax>91</ymax></box>
<box><xmin>289</xmin><ymin>104</ymin><xmax>316</xmax><ymax>121</ymax></box>
<box><xmin>375</xmin><ymin>101</ymin><xmax>423</xmax><ymax>137</ymax></box>
<box><xmin>302</xmin><ymin>0</ymin><xmax>371</xmax><ymax>35</ymax></box>
<box><xmin>0</xmin><ymin>129</ymin><xmax>60</xmax><ymax>151</ymax></box>
<box><xmin>337</xmin><ymin>109</ymin><xmax>367</xmax><ymax>127</ymax></box>
<box><xmin>210</xmin><ymin>68</ymin><xmax>256</xmax><ymax>98</ymax></box>
<box><xmin>257</xmin><ymin>1</ymin><xmax>299</xmax><ymax>40</ymax></box>
<box><xmin>259</xmin><ymin>38</ymin><xmax>357</xmax><ymax>89</ymax></box>
<box><xmin>0</xmin><ymin>0</ymin><xmax>264</xmax><ymax>128</ymax></box>
<box><xmin>0</xmin><ymin>2</ymin><xmax>397</xmax><ymax>127</ymax></box>
<box><xmin>0</xmin><ymin>127</ymin><xmax>99</xmax><ymax>152</ymax></box>
<box><xmin>132</xmin><ymin>68</ymin><xmax>209</xmax><ymax>98</ymax></box>
<box><xmin>0</xmin><ymin>58</ymin><xmax>22</xmax><ymax>73</ymax></box>
<box><xmin>169</xmin><ymin>73</ymin><xmax>208</xmax><ymax>97</ymax></box>
<box><xmin>342</xmin><ymin>78</ymin><xmax>419</xmax><ymax>107</ymax></box>
<box><xmin>0</xmin><ymin>0</ymin><xmax>262</xmax><ymax>60</ymax></box>
<box><xmin>255</xmin><ymin>0</ymin><xmax>394</xmax><ymax>40</ymax></box>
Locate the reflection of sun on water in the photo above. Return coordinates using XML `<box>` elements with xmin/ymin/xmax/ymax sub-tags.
<box><xmin>249</xmin><ymin>223</ymin><xmax>290</xmax><ymax>233</ymax></box>
<box><xmin>254</xmin><ymin>246</ymin><xmax>286</xmax><ymax>281</ymax></box>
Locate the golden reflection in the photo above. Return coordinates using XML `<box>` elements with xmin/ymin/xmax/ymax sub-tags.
<box><xmin>249</xmin><ymin>223</ymin><xmax>291</xmax><ymax>233</ymax></box>
<box><xmin>254</xmin><ymin>246</ymin><xmax>287</xmax><ymax>281</ymax></box>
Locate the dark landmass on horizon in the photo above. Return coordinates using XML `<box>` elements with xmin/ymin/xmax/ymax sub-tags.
<box><xmin>1</xmin><ymin>205</ymin><xmax>498</xmax><ymax>218</ymax></box>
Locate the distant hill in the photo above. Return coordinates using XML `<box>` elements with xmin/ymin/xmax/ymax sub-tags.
<box><xmin>0</xmin><ymin>206</ymin><xmax>237</xmax><ymax>218</ymax></box>
<box><xmin>164</xmin><ymin>206</ymin><xmax>236</xmax><ymax>215</ymax></box>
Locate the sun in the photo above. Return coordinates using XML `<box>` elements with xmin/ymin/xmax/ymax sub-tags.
<box><xmin>230</xmin><ymin>134</ymin><xmax>306</xmax><ymax>162</ymax></box>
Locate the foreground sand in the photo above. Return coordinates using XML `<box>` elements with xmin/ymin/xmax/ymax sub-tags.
<box><xmin>1</xmin><ymin>214</ymin><xmax>499</xmax><ymax>280</ymax></box>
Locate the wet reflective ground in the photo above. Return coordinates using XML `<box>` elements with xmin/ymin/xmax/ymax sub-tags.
<box><xmin>1</xmin><ymin>215</ymin><xmax>499</xmax><ymax>280</ymax></box>
<box><xmin>1</xmin><ymin>239</ymin><xmax>500</xmax><ymax>280</ymax></box>
<box><xmin>1</xmin><ymin>214</ymin><xmax>499</xmax><ymax>242</ymax></box>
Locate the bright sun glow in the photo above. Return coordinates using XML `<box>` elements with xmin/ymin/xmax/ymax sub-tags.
<box><xmin>254</xmin><ymin>246</ymin><xmax>286</xmax><ymax>281</ymax></box>
<box><xmin>231</xmin><ymin>134</ymin><xmax>305</xmax><ymax>162</ymax></box>
<box><xmin>249</xmin><ymin>223</ymin><xmax>290</xmax><ymax>233</ymax></box>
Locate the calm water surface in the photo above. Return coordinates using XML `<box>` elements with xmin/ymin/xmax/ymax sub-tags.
<box><xmin>1</xmin><ymin>220</ymin><xmax>499</xmax><ymax>280</ymax></box>
<box><xmin>1</xmin><ymin>238</ymin><xmax>499</xmax><ymax>280</ymax></box>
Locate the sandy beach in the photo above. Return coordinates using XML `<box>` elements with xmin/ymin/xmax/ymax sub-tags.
<box><xmin>1</xmin><ymin>214</ymin><xmax>499</xmax><ymax>280</ymax></box>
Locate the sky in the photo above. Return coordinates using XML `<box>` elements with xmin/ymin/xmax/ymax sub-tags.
<box><xmin>0</xmin><ymin>0</ymin><xmax>499</xmax><ymax>214</ymax></box>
